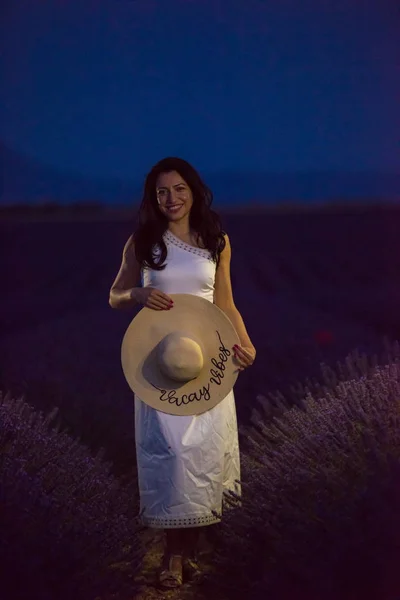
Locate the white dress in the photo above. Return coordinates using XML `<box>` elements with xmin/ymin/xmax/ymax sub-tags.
<box><xmin>134</xmin><ymin>229</ymin><xmax>241</xmax><ymax>529</ymax></box>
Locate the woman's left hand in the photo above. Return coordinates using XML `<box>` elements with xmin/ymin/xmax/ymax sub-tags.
<box><xmin>233</xmin><ymin>344</ymin><xmax>256</xmax><ymax>371</ymax></box>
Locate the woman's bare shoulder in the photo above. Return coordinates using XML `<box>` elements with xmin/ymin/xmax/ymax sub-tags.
<box><xmin>123</xmin><ymin>233</ymin><xmax>134</xmax><ymax>250</ymax></box>
<box><xmin>122</xmin><ymin>234</ymin><xmax>137</xmax><ymax>259</ymax></box>
<box><xmin>221</xmin><ymin>231</ymin><xmax>231</xmax><ymax>250</ymax></box>
<box><xmin>110</xmin><ymin>234</ymin><xmax>140</xmax><ymax>292</ymax></box>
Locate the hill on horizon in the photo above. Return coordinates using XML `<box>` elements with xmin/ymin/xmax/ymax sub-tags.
<box><xmin>1</xmin><ymin>141</ymin><xmax>399</xmax><ymax>206</ymax></box>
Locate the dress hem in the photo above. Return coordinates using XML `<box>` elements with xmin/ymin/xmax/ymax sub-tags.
<box><xmin>139</xmin><ymin>512</ymin><xmax>222</xmax><ymax>529</ymax></box>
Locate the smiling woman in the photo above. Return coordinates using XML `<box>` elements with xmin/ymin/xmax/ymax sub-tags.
<box><xmin>131</xmin><ymin>157</ymin><xmax>226</xmax><ymax>271</ymax></box>
<box><xmin>109</xmin><ymin>156</ymin><xmax>256</xmax><ymax>589</ymax></box>
<box><xmin>156</xmin><ymin>174</ymin><xmax>193</xmax><ymax>218</ymax></box>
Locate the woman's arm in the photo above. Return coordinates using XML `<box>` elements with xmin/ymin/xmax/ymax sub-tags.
<box><xmin>214</xmin><ymin>233</ymin><xmax>256</xmax><ymax>356</ymax></box>
<box><xmin>109</xmin><ymin>235</ymin><xmax>142</xmax><ymax>309</ymax></box>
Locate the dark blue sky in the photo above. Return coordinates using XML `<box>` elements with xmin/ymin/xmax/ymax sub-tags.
<box><xmin>1</xmin><ymin>0</ymin><xmax>399</xmax><ymax>182</ymax></box>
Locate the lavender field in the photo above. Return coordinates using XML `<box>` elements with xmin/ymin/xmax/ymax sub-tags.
<box><xmin>1</xmin><ymin>207</ymin><xmax>400</xmax><ymax>479</ymax></box>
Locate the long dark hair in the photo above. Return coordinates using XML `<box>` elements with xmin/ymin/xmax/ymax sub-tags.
<box><xmin>133</xmin><ymin>157</ymin><xmax>226</xmax><ymax>270</ymax></box>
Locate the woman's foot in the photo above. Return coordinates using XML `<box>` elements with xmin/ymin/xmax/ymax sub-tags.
<box><xmin>158</xmin><ymin>553</ymin><xmax>183</xmax><ymax>589</ymax></box>
<box><xmin>182</xmin><ymin>554</ymin><xmax>203</xmax><ymax>583</ymax></box>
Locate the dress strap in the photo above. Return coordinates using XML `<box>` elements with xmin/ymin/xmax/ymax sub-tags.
<box><xmin>164</xmin><ymin>230</ymin><xmax>212</xmax><ymax>260</ymax></box>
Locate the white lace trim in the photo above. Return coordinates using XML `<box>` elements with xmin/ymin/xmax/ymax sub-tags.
<box><xmin>140</xmin><ymin>512</ymin><xmax>221</xmax><ymax>529</ymax></box>
<box><xmin>164</xmin><ymin>229</ymin><xmax>212</xmax><ymax>260</ymax></box>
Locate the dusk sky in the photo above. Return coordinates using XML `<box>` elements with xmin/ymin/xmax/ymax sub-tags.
<box><xmin>1</xmin><ymin>0</ymin><xmax>399</xmax><ymax>195</ymax></box>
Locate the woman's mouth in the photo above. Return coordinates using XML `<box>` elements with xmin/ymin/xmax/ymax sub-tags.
<box><xmin>166</xmin><ymin>204</ymin><xmax>184</xmax><ymax>213</ymax></box>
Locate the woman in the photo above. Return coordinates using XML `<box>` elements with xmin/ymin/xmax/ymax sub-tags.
<box><xmin>109</xmin><ymin>157</ymin><xmax>256</xmax><ymax>589</ymax></box>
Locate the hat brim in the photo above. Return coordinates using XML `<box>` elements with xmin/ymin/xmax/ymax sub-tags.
<box><xmin>121</xmin><ymin>294</ymin><xmax>240</xmax><ymax>416</ymax></box>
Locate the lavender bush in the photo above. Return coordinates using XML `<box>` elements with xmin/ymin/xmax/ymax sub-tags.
<box><xmin>0</xmin><ymin>392</ymin><xmax>148</xmax><ymax>600</ymax></box>
<box><xmin>204</xmin><ymin>341</ymin><xmax>400</xmax><ymax>600</ymax></box>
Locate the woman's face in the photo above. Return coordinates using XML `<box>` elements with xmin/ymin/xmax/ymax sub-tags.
<box><xmin>155</xmin><ymin>170</ymin><xmax>194</xmax><ymax>223</ymax></box>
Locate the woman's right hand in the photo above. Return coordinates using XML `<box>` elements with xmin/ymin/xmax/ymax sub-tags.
<box><xmin>133</xmin><ymin>287</ymin><xmax>174</xmax><ymax>310</ymax></box>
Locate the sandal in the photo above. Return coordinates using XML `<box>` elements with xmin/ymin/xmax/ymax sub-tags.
<box><xmin>158</xmin><ymin>553</ymin><xmax>183</xmax><ymax>589</ymax></box>
<box><xmin>182</xmin><ymin>555</ymin><xmax>203</xmax><ymax>583</ymax></box>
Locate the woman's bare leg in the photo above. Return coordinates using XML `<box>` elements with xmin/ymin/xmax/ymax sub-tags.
<box><xmin>165</xmin><ymin>528</ymin><xmax>184</xmax><ymax>555</ymax></box>
<box><xmin>161</xmin><ymin>526</ymin><xmax>207</xmax><ymax>585</ymax></box>
<box><xmin>159</xmin><ymin>530</ymin><xmax>183</xmax><ymax>587</ymax></box>
<box><xmin>181</xmin><ymin>527</ymin><xmax>201</xmax><ymax>559</ymax></box>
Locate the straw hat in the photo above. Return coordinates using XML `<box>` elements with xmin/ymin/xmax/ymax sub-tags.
<box><xmin>121</xmin><ymin>294</ymin><xmax>240</xmax><ymax>416</ymax></box>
